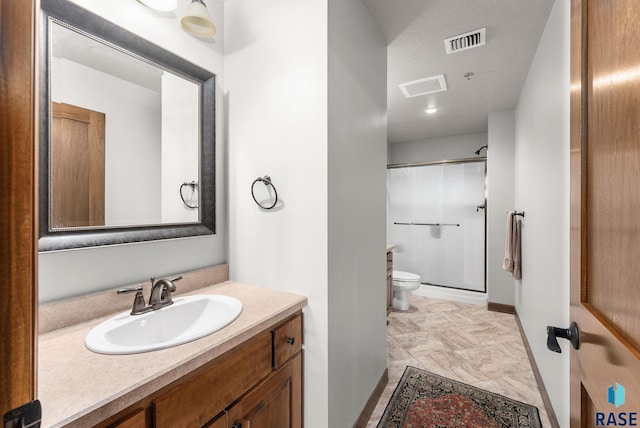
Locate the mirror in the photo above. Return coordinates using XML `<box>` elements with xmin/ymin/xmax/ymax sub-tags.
<box><xmin>39</xmin><ymin>0</ymin><xmax>216</xmax><ymax>251</ymax></box>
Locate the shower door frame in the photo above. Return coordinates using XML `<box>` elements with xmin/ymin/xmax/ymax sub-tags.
<box><xmin>387</xmin><ymin>157</ymin><xmax>487</xmax><ymax>293</ymax></box>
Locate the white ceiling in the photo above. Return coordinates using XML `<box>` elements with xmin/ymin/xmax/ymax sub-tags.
<box><xmin>361</xmin><ymin>0</ymin><xmax>555</xmax><ymax>143</ymax></box>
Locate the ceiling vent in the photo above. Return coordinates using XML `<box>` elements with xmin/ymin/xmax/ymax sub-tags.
<box><xmin>444</xmin><ymin>28</ymin><xmax>486</xmax><ymax>54</ymax></box>
<box><xmin>399</xmin><ymin>75</ymin><xmax>447</xmax><ymax>98</ymax></box>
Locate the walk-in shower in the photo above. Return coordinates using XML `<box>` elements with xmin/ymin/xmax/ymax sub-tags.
<box><xmin>387</xmin><ymin>159</ymin><xmax>486</xmax><ymax>305</ymax></box>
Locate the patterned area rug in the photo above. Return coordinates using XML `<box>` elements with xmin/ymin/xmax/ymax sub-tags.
<box><xmin>377</xmin><ymin>366</ymin><xmax>542</xmax><ymax>428</ymax></box>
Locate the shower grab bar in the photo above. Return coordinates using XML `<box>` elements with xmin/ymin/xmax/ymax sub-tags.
<box><xmin>394</xmin><ymin>222</ymin><xmax>460</xmax><ymax>227</ymax></box>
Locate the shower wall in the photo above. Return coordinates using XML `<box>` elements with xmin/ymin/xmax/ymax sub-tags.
<box><xmin>388</xmin><ymin>161</ymin><xmax>486</xmax><ymax>292</ymax></box>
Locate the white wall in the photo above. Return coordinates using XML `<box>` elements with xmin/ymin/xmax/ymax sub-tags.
<box><xmin>161</xmin><ymin>73</ymin><xmax>199</xmax><ymax>223</ymax></box>
<box><xmin>388</xmin><ymin>132</ymin><xmax>487</xmax><ymax>165</ymax></box>
<box><xmin>226</xmin><ymin>0</ymin><xmax>387</xmax><ymax>426</ymax></box>
<box><xmin>514</xmin><ymin>0</ymin><xmax>570</xmax><ymax>426</ymax></box>
<box><xmin>225</xmin><ymin>1</ymin><xmax>329</xmax><ymax>426</ymax></box>
<box><xmin>52</xmin><ymin>57</ymin><xmax>162</xmax><ymax>226</ymax></box>
<box><xmin>327</xmin><ymin>0</ymin><xmax>387</xmax><ymax>425</ymax></box>
<box><xmin>487</xmin><ymin>110</ymin><xmax>515</xmax><ymax>305</ymax></box>
<box><xmin>39</xmin><ymin>0</ymin><xmax>226</xmax><ymax>303</ymax></box>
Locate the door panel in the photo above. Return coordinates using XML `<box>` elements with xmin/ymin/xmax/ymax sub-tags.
<box><xmin>585</xmin><ymin>0</ymin><xmax>640</xmax><ymax>349</ymax></box>
<box><xmin>0</xmin><ymin>0</ymin><xmax>37</xmax><ymax>417</ymax></box>
<box><xmin>51</xmin><ymin>102</ymin><xmax>106</xmax><ymax>228</ymax></box>
<box><xmin>570</xmin><ymin>0</ymin><xmax>640</xmax><ymax>425</ymax></box>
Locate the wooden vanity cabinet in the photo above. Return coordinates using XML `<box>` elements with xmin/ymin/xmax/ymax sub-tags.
<box><xmin>386</xmin><ymin>249</ymin><xmax>393</xmax><ymax>315</ymax></box>
<box><xmin>102</xmin><ymin>313</ymin><xmax>303</xmax><ymax>428</ymax></box>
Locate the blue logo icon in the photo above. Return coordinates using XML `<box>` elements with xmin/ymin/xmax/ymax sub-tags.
<box><xmin>608</xmin><ymin>383</ymin><xmax>626</xmax><ymax>408</ymax></box>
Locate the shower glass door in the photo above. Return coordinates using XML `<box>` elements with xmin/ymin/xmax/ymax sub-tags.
<box><xmin>388</xmin><ymin>161</ymin><xmax>486</xmax><ymax>292</ymax></box>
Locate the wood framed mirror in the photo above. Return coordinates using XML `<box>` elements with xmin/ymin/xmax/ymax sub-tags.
<box><xmin>39</xmin><ymin>0</ymin><xmax>216</xmax><ymax>251</ymax></box>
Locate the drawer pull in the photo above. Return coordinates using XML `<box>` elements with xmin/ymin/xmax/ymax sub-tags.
<box><xmin>287</xmin><ymin>337</ymin><xmax>295</xmax><ymax>346</ymax></box>
<box><xmin>232</xmin><ymin>422</ymin><xmax>243</xmax><ymax>428</ymax></box>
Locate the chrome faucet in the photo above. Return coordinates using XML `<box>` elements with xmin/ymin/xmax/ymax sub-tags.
<box><xmin>117</xmin><ymin>276</ymin><xmax>182</xmax><ymax>315</ymax></box>
<box><xmin>149</xmin><ymin>276</ymin><xmax>182</xmax><ymax>309</ymax></box>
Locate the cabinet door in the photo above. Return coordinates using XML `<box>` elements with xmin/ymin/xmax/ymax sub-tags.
<box><xmin>386</xmin><ymin>270</ymin><xmax>392</xmax><ymax>315</ymax></box>
<box><xmin>110</xmin><ymin>409</ymin><xmax>147</xmax><ymax>428</ymax></box>
<box><xmin>154</xmin><ymin>333</ymin><xmax>272</xmax><ymax>428</ymax></box>
<box><xmin>227</xmin><ymin>353</ymin><xmax>302</xmax><ymax>428</ymax></box>
<box><xmin>386</xmin><ymin>251</ymin><xmax>393</xmax><ymax>315</ymax></box>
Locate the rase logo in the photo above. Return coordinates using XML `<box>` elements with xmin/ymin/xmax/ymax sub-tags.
<box><xmin>596</xmin><ymin>383</ymin><xmax>637</xmax><ymax>426</ymax></box>
<box><xmin>610</xmin><ymin>384</ymin><xmax>626</xmax><ymax>408</ymax></box>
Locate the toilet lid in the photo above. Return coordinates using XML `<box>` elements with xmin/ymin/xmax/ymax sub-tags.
<box><xmin>392</xmin><ymin>270</ymin><xmax>420</xmax><ymax>282</ymax></box>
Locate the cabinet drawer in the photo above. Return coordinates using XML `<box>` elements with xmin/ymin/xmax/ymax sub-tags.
<box><xmin>154</xmin><ymin>332</ymin><xmax>272</xmax><ymax>428</ymax></box>
<box><xmin>386</xmin><ymin>251</ymin><xmax>393</xmax><ymax>269</ymax></box>
<box><xmin>272</xmin><ymin>314</ymin><xmax>302</xmax><ymax>369</ymax></box>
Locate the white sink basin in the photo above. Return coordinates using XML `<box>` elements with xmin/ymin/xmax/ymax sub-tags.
<box><xmin>85</xmin><ymin>294</ymin><xmax>242</xmax><ymax>355</ymax></box>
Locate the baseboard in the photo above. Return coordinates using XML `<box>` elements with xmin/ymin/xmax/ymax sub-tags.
<box><xmin>487</xmin><ymin>302</ymin><xmax>515</xmax><ymax>314</ymax></box>
<box><xmin>353</xmin><ymin>368</ymin><xmax>389</xmax><ymax>428</ymax></box>
<box><xmin>514</xmin><ymin>312</ymin><xmax>560</xmax><ymax>428</ymax></box>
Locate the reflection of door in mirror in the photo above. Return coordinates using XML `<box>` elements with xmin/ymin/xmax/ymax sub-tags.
<box><xmin>51</xmin><ymin>102</ymin><xmax>105</xmax><ymax>228</ymax></box>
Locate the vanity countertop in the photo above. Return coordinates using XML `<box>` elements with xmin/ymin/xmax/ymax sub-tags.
<box><xmin>38</xmin><ymin>281</ymin><xmax>307</xmax><ymax>428</ymax></box>
<box><xmin>387</xmin><ymin>244</ymin><xmax>395</xmax><ymax>252</ymax></box>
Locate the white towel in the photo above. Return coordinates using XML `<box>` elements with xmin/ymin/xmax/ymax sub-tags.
<box><xmin>502</xmin><ymin>211</ymin><xmax>515</xmax><ymax>272</ymax></box>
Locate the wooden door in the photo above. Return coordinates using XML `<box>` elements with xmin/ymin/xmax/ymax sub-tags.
<box><xmin>570</xmin><ymin>0</ymin><xmax>640</xmax><ymax>425</ymax></box>
<box><xmin>51</xmin><ymin>102</ymin><xmax>105</xmax><ymax>228</ymax></box>
<box><xmin>0</xmin><ymin>0</ymin><xmax>38</xmax><ymax>419</ymax></box>
<box><xmin>226</xmin><ymin>353</ymin><xmax>302</xmax><ymax>428</ymax></box>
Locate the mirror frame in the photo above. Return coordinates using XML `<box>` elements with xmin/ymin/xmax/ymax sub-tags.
<box><xmin>39</xmin><ymin>0</ymin><xmax>216</xmax><ymax>251</ymax></box>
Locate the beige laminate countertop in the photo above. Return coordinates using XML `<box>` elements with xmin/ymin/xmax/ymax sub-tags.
<box><xmin>38</xmin><ymin>281</ymin><xmax>307</xmax><ymax>428</ymax></box>
<box><xmin>386</xmin><ymin>244</ymin><xmax>395</xmax><ymax>252</ymax></box>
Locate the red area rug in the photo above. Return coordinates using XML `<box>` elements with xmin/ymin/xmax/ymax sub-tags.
<box><xmin>377</xmin><ymin>366</ymin><xmax>542</xmax><ymax>428</ymax></box>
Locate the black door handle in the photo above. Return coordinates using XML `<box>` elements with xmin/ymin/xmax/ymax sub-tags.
<box><xmin>546</xmin><ymin>322</ymin><xmax>580</xmax><ymax>353</ymax></box>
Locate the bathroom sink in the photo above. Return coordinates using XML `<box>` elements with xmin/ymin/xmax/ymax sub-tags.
<box><xmin>85</xmin><ymin>294</ymin><xmax>242</xmax><ymax>354</ymax></box>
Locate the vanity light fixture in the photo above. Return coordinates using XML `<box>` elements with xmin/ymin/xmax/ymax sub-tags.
<box><xmin>181</xmin><ymin>0</ymin><xmax>217</xmax><ymax>37</ymax></box>
<box><xmin>137</xmin><ymin>0</ymin><xmax>177</xmax><ymax>12</ymax></box>
<box><xmin>425</xmin><ymin>108</ymin><xmax>438</xmax><ymax>115</ymax></box>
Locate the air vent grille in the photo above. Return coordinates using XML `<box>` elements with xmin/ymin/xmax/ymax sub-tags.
<box><xmin>444</xmin><ymin>28</ymin><xmax>486</xmax><ymax>54</ymax></box>
<box><xmin>399</xmin><ymin>75</ymin><xmax>447</xmax><ymax>98</ymax></box>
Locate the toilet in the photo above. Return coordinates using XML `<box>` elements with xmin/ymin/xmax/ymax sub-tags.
<box><xmin>392</xmin><ymin>270</ymin><xmax>421</xmax><ymax>311</ymax></box>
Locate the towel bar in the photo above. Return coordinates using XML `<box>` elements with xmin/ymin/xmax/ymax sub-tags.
<box><xmin>393</xmin><ymin>222</ymin><xmax>460</xmax><ymax>227</ymax></box>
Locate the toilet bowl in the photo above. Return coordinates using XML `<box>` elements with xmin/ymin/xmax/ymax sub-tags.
<box><xmin>392</xmin><ymin>270</ymin><xmax>421</xmax><ymax>311</ymax></box>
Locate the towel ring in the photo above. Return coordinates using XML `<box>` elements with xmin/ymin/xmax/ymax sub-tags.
<box><xmin>180</xmin><ymin>181</ymin><xmax>198</xmax><ymax>209</ymax></box>
<box><xmin>251</xmin><ymin>176</ymin><xmax>278</xmax><ymax>210</ymax></box>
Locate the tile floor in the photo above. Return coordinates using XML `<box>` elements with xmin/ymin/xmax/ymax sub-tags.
<box><xmin>366</xmin><ymin>294</ymin><xmax>552</xmax><ymax>427</ymax></box>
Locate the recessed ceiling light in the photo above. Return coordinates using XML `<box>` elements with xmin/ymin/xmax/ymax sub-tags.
<box><xmin>425</xmin><ymin>108</ymin><xmax>438</xmax><ymax>115</ymax></box>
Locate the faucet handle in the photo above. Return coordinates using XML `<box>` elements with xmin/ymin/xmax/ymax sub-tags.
<box><xmin>166</xmin><ymin>276</ymin><xmax>182</xmax><ymax>291</ymax></box>
<box><xmin>117</xmin><ymin>286</ymin><xmax>142</xmax><ymax>294</ymax></box>
<box><xmin>117</xmin><ymin>286</ymin><xmax>151</xmax><ymax>315</ymax></box>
